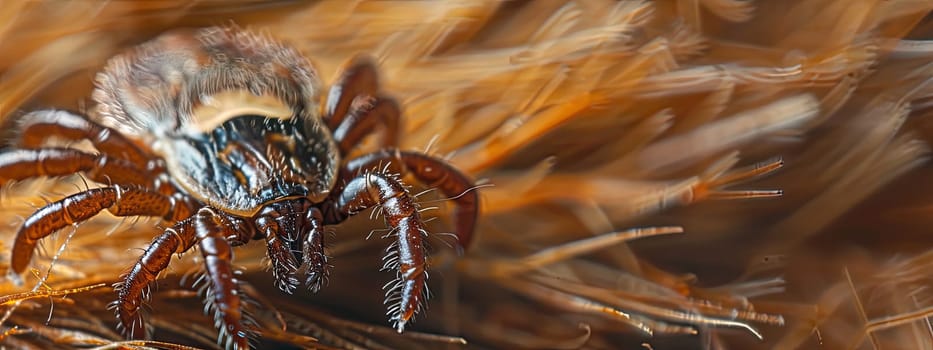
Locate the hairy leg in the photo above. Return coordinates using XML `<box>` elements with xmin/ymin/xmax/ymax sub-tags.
<box><xmin>111</xmin><ymin>220</ymin><xmax>196</xmax><ymax>339</ymax></box>
<box><xmin>113</xmin><ymin>208</ymin><xmax>252</xmax><ymax>349</ymax></box>
<box><xmin>331</xmin><ymin>171</ymin><xmax>429</xmax><ymax>332</ymax></box>
<box><xmin>345</xmin><ymin>149</ymin><xmax>479</xmax><ymax>250</ymax></box>
<box><xmin>10</xmin><ymin>185</ymin><xmax>193</xmax><ymax>273</ymax></box>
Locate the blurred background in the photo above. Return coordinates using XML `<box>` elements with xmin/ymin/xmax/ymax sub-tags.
<box><xmin>0</xmin><ymin>1</ymin><xmax>931</xmax><ymax>349</ymax></box>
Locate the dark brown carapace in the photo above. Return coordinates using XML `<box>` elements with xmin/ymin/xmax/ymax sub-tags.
<box><xmin>0</xmin><ymin>27</ymin><xmax>477</xmax><ymax>349</ymax></box>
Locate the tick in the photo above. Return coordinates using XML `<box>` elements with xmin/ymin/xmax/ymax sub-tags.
<box><xmin>0</xmin><ymin>26</ymin><xmax>477</xmax><ymax>349</ymax></box>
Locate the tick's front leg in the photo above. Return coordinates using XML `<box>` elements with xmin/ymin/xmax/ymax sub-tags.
<box><xmin>113</xmin><ymin>207</ymin><xmax>253</xmax><ymax>350</ymax></box>
<box><xmin>194</xmin><ymin>208</ymin><xmax>252</xmax><ymax>350</ymax></box>
<box><xmin>345</xmin><ymin>149</ymin><xmax>479</xmax><ymax>250</ymax></box>
<box><xmin>331</xmin><ymin>171</ymin><xmax>428</xmax><ymax>332</ymax></box>
<box><xmin>113</xmin><ymin>217</ymin><xmax>198</xmax><ymax>340</ymax></box>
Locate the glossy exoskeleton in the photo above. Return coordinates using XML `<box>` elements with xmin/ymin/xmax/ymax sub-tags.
<box><xmin>0</xmin><ymin>27</ymin><xmax>477</xmax><ymax>349</ymax></box>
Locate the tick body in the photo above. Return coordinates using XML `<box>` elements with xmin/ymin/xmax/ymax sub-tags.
<box><xmin>1</xmin><ymin>27</ymin><xmax>477</xmax><ymax>349</ymax></box>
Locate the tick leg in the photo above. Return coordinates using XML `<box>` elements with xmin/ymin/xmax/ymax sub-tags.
<box><xmin>332</xmin><ymin>95</ymin><xmax>400</xmax><ymax>154</ymax></box>
<box><xmin>0</xmin><ymin>148</ymin><xmax>152</xmax><ymax>187</ymax></box>
<box><xmin>114</xmin><ymin>208</ymin><xmax>252</xmax><ymax>350</ymax></box>
<box><xmin>194</xmin><ymin>208</ymin><xmax>251</xmax><ymax>350</ymax></box>
<box><xmin>334</xmin><ymin>171</ymin><xmax>428</xmax><ymax>332</ymax></box>
<box><xmin>112</xmin><ymin>219</ymin><xmax>197</xmax><ymax>340</ymax></box>
<box><xmin>10</xmin><ymin>186</ymin><xmax>192</xmax><ymax>273</ymax></box>
<box><xmin>345</xmin><ymin>149</ymin><xmax>479</xmax><ymax>250</ymax></box>
<box><xmin>324</xmin><ymin>55</ymin><xmax>379</xmax><ymax>130</ymax></box>
<box><xmin>13</xmin><ymin>110</ymin><xmax>153</xmax><ymax>168</ymax></box>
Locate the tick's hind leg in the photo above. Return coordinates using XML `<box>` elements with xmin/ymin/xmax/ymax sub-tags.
<box><xmin>10</xmin><ymin>186</ymin><xmax>192</xmax><ymax>273</ymax></box>
<box><xmin>0</xmin><ymin>148</ymin><xmax>152</xmax><ymax>188</ymax></box>
<box><xmin>114</xmin><ymin>208</ymin><xmax>253</xmax><ymax>350</ymax></box>
<box><xmin>12</xmin><ymin>109</ymin><xmax>153</xmax><ymax>167</ymax></box>
<box><xmin>324</xmin><ymin>55</ymin><xmax>380</xmax><ymax>130</ymax></box>
<box><xmin>331</xmin><ymin>171</ymin><xmax>429</xmax><ymax>332</ymax></box>
<box><xmin>345</xmin><ymin>149</ymin><xmax>479</xmax><ymax>250</ymax></box>
<box><xmin>332</xmin><ymin>95</ymin><xmax>400</xmax><ymax>155</ymax></box>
